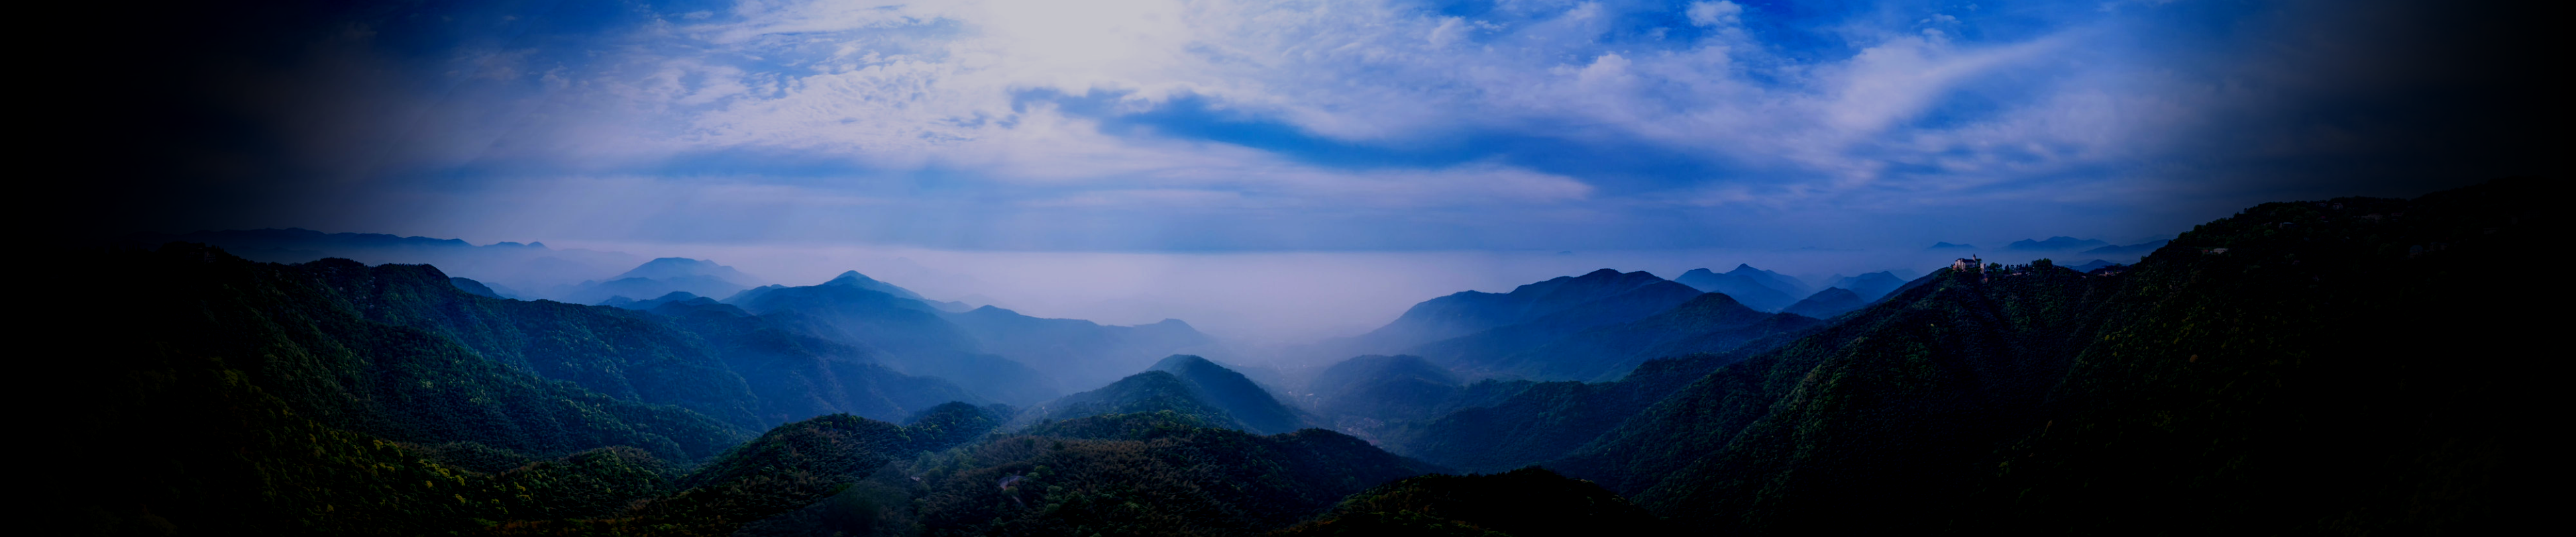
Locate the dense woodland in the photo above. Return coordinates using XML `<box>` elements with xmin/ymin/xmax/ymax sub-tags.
<box><xmin>46</xmin><ymin>179</ymin><xmax>2532</xmax><ymax>535</ymax></box>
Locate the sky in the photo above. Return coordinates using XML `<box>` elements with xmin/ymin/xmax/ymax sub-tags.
<box><xmin>56</xmin><ymin>0</ymin><xmax>2544</xmax><ymax>342</ymax></box>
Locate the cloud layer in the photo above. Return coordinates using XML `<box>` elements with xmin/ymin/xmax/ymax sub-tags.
<box><xmin>67</xmin><ymin>0</ymin><xmax>2546</xmax><ymax>250</ymax></box>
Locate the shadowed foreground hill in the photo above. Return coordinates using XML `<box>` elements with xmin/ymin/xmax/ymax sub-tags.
<box><xmin>1275</xmin><ymin>467</ymin><xmax>1659</xmax><ymax>536</ymax></box>
<box><xmin>1546</xmin><ymin>179</ymin><xmax>2540</xmax><ymax>534</ymax></box>
<box><xmin>735</xmin><ymin>411</ymin><xmax>1440</xmax><ymax>536</ymax></box>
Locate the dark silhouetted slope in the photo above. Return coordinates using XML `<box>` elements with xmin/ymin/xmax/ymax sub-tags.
<box><xmin>1339</xmin><ymin>268</ymin><xmax>1685</xmax><ymax>354</ymax></box>
<box><xmin>1276</xmin><ymin>467</ymin><xmax>1660</xmax><ymax>536</ymax></box>
<box><xmin>1546</xmin><ymin>179</ymin><xmax>2538</xmax><ymax>534</ymax></box>
<box><xmin>1476</xmin><ymin>292</ymin><xmax>1820</xmax><ymax>382</ymax></box>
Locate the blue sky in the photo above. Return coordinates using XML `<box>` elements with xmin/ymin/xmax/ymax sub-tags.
<box><xmin>84</xmin><ymin>0</ymin><xmax>2542</xmax><ymax>252</ymax></box>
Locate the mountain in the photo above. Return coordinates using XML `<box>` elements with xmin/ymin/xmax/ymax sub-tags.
<box><xmin>47</xmin><ymin>243</ymin><xmax>753</xmax><ymax>534</ymax></box>
<box><xmin>729</xmin><ymin>273</ymin><xmax>1061</xmax><ymax>405</ymax></box>
<box><xmin>450</xmin><ymin>276</ymin><xmax>503</xmax><ymax>298</ymax></box>
<box><xmin>1336</xmin><ymin>268</ymin><xmax>1689</xmax><ymax>354</ymax></box>
<box><xmin>1276</xmin><ymin>467</ymin><xmax>1661</xmax><ymax>536</ymax></box>
<box><xmin>1780</xmin><ymin>287</ymin><xmax>1864</xmax><ymax>319</ymax></box>
<box><xmin>1538</xmin><ymin>179</ymin><xmax>2537</xmax><ymax>533</ymax></box>
<box><xmin>1308</xmin><ymin>354</ymin><xmax>1463</xmax><ymax>424</ymax></box>
<box><xmin>1469</xmin><ymin>293</ymin><xmax>1821</xmax><ymax>382</ymax></box>
<box><xmin>1018</xmin><ymin>356</ymin><xmax>1307</xmax><ymax>434</ymax></box>
<box><xmin>840</xmin><ymin>412</ymin><xmax>1434</xmax><ymax>536</ymax></box>
<box><xmin>612</xmin><ymin>256</ymin><xmax>756</xmax><ymax>283</ymax></box>
<box><xmin>1672</xmin><ymin>264</ymin><xmax>1806</xmax><ymax>311</ymax></box>
<box><xmin>942</xmin><ymin>305</ymin><xmax>1219</xmax><ymax>391</ymax></box>
<box><xmin>1927</xmin><ymin>242</ymin><xmax>1978</xmax><ymax>250</ymax></box>
<box><xmin>493</xmin><ymin>411</ymin><xmax>1001</xmax><ymax>536</ymax></box>
<box><xmin>563</xmin><ymin>258</ymin><xmax>755</xmax><ymax>305</ymax></box>
<box><xmin>640</xmin><ymin>295</ymin><xmax>989</xmax><ymax>425</ymax></box>
<box><xmin>129</xmin><ymin>227</ymin><xmax>645</xmax><ymax>296</ymax></box>
<box><xmin>2063</xmin><ymin>258</ymin><xmax>2121</xmax><ymax>273</ymax></box>
<box><xmin>1824</xmin><ymin>271</ymin><xmax>1907</xmax><ymax>301</ymax></box>
<box><xmin>2004</xmin><ymin>236</ymin><xmax>2111</xmax><ymax>251</ymax></box>
<box><xmin>1148</xmin><ymin>355</ymin><xmax>1307</xmax><ymax>434</ymax></box>
<box><xmin>732</xmin><ymin>271</ymin><xmax>1213</xmax><ymax>402</ymax></box>
<box><xmin>2079</xmin><ymin>238</ymin><xmax>2170</xmax><ymax>257</ymax></box>
<box><xmin>1407</xmin><ymin>273</ymin><xmax>1708</xmax><ymax>377</ymax></box>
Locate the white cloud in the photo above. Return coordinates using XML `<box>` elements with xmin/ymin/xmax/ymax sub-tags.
<box><xmin>402</xmin><ymin>0</ymin><xmax>2220</xmax><ymax>223</ymax></box>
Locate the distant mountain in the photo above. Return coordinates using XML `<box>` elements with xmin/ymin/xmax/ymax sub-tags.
<box><xmin>1927</xmin><ymin>242</ymin><xmax>1978</xmax><ymax>250</ymax></box>
<box><xmin>1019</xmin><ymin>356</ymin><xmax>1307</xmax><ymax>434</ymax></box>
<box><xmin>1467</xmin><ymin>293</ymin><xmax>1821</xmax><ymax>382</ymax></box>
<box><xmin>1824</xmin><ymin>271</ymin><xmax>1907</xmax><ymax>301</ymax></box>
<box><xmin>1408</xmin><ymin>273</ymin><xmax>1707</xmax><ymax>377</ymax></box>
<box><xmin>612</xmin><ymin>257</ymin><xmax>755</xmax><ymax>283</ymax></box>
<box><xmin>562</xmin><ymin>258</ymin><xmax>755</xmax><ymax>305</ymax></box>
<box><xmin>642</xmin><ymin>294</ymin><xmax>987</xmax><ymax>425</ymax></box>
<box><xmin>942</xmin><ymin>305</ymin><xmax>1219</xmax><ymax>391</ymax></box>
<box><xmin>729</xmin><ymin>273</ymin><xmax>1060</xmax><ymax>405</ymax></box>
<box><xmin>1334</xmin><ymin>268</ymin><xmax>1694</xmax><ymax>355</ymax></box>
<box><xmin>1780</xmin><ymin>287</ymin><xmax>1864</xmax><ymax>319</ymax></box>
<box><xmin>601</xmin><ymin>291</ymin><xmax>723</xmax><ymax>311</ymax></box>
<box><xmin>2080</xmin><ymin>238</ymin><xmax>2170</xmax><ymax>257</ymax></box>
<box><xmin>1673</xmin><ymin>264</ymin><xmax>1806</xmax><ymax>311</ymax></box>
<box><xmin>2004</xmin><ymin>236</ymin><xmax>2112</xmax><ymax>251</ymax></box>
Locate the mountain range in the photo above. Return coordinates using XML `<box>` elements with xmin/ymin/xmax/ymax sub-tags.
<box><xmin>50</xmin><ymin>179</ymin><xmax>2536</xmax><ymax>534</ymax></box>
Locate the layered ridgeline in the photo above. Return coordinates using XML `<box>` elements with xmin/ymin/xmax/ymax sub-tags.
<box><xmin>1432</xmin><ymin>179</ymin><xmax>2532</xmax><ymax>533</ymax></box>
<box><xmin>1673</xmin><ymin>264</ymin><xmax>1810</xmax><ymax>311</ymax></box>
<box><xmin>1276</xmin><ymin>467</ymin><xmax>1661</xmax><ymax>536</ymax></box>
<box><xmin>1322</xmin><ymin>268</ymin><xmax>1813</xmax><ymax>382</ymax></box>
<box><xmin>1014</xmin><ymin>355</ymin><xmax>1311</xmax><ymax>434</ymax></box>
<box><xmin>568</xmin><ymin>256</ymin><xmax>757</xmax><ymax>305</ymax></box>
<box><xmin>129</xmin><ymin>227</ymin><xmax>643</xmax><ymax>299</ymax></box>
<box><xmin>727</xmin><ymin>270</ymin><xmax>1220</xmax><ymax>404</ymax></box>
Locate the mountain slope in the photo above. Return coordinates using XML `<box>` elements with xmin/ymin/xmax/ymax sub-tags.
<box><xmin>1477</xmin><ymin>292</ymin><xmax>1821</xmax><ymax>382</ymax></box>
<box><xmin>44</xmin><ymin>244</ymin><xmax>753</xmax><ymax>535</ymax></box>
<box><xmin>1338</xmin><ymin>268</ymin><xmax>1684</xmax><ymax>354</ymax></box>
<box><xmin>1407</xmin><ymin>275</ymin><xmax>1708</xmax><ymax>377</ymax></box>
<box><xmin>287</xmin><ymin>257</ymin><xmax>773</xmax><ymax>430</ymax></box>
<box><xmin>1551</xmin><ymin>179</ymin><xmax>2538</xmax><ymax>534</ymax></box>
<box><xmin>1824</xmin><ymin>271</ymin><xmax>1907</xmax><ymax>301</ymax></box>
<box><xmin>1019</xmin><ymin>356</ymin><xmax>1309</xmax><ymax>434</ymax></box>
<box><xmin>731</xmin><ymin>274</ymin><xmax>1059</xmax><ymax>404</ymax></box>
<box><xmin>943</xmin><ymin>305</ymin><xmax>1218</xmax><ymax>391</ymax></box>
